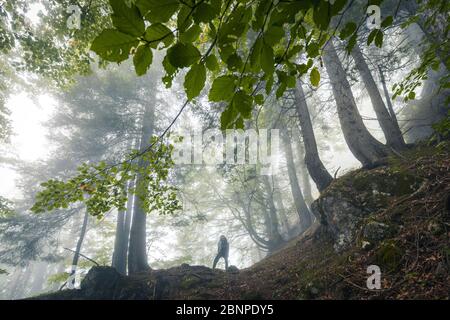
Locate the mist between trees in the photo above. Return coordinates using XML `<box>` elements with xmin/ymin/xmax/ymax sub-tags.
<box><xmin>0</xmin><ymin>0</ymin><xmax>448</xmax><ymax>299</ymax></box>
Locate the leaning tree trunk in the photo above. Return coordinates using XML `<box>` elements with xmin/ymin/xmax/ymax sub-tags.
<box><xmin>322</xmin><ymin>40</ymin><xmax>389</xmax><ymax>167</ymax></box>
<box><xmin>70</xmin><ymin>209</ymin><xmax>89</xmax><ymax>286</ymax></box>
<box><xmin>378</xmin><ymin>65</ymin><xmax>402</xmax><ymax>129</ymax></box>
<box><xmin>280</xmin><ymin>129</ymin><xmax>312</xmax><ymax>233</ymax></box>
<box><xmin>128</xmin><ymin>103</ymin><xmax>155</xmax><ymax>274</ymax></box>
<box><xmin>400</xmin><ymin>1</ymin><xmax>448</xmax><ymax>67</ymax></box>
<box><xmin>351</xmin><ymin>43</ymin><xmax>406</xmax><ymax>151</ymax></box>
<box><xmin>294</xmin><ymin>81</ymin><xmax>333</xmax><ymax>191</ymax></box>
<box><xmin>295</xmin><ymin>138</ymin><xmax>314</xmax><ymax>205</ymax></box>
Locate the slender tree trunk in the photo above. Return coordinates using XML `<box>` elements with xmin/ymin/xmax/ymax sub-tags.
<box><xmin>294</xmin><ymin>81</ymin><xmax>333</xmax><ymax>191</ymax></box>
<box><xmin>112</xmin><ymin>206</ymin><xmax>126</xmax><ymax>274</ymax></box>
<box><xmin>14</xmin><ymin>266</ymin><xmax>32</xmax><ymax>299</ymax></box>
<box><xmin>322</xmin><ymin>40</ymin><xmax>390</xmax><ymax>167</ymax></box>
<box><xmin>122</xmin><ymin>186</ymin><xmax>134</xmax><ymax>272</ymax></box>
<box><xmin>280</xmin><ymin>130</ymin><xmax>312</xmax><ymax>232</ymax></box>
<box><xmin>351</xmin><ymin>44</ymin><xmax>406</xmax><ymax>150</ymax></box>
<box><xmin>29</xmin><ymin>262</ymin><xmax>47</xmax><ymax>295</ymax></box>
<box><xmin>112</xmin><ymin>180</ymin><xmax>134</xmax><ymax>275</ymax></box>
<box><xmin>401</xmin><ymin>1</ymin><xmax>447</xmax><ymax>66</ymax></box>
<box><xmin>128</xmin><ymin>103</ymin><xmax>155</xmax><ymax>274</ymax></box>
<box><xmin>272</xmin><ymin>178</ymin><xmax>290</xmax><ymax>237</ymax></box>
<box><xmin>261</xmin><ymin>176</ymin><xmax>284</xmax><ymax>251</ymax></box>
<box><xmin>70</xmin><ymin>209</ymin><xmax>89</xmax><ymax>286</ymax></box>
<box><xmin>295</xmin><ymin>139</ymin><xmax>314</xmax><ymax>205</ymax></box>
<box><xmin>378</xmin><ymin>65</ymin><xmax>400</xmax><ymax>125</ymax></box>
<box><xmin>235</xmin><ymin>193</ymin><xmax>271</xmax><ymax>250</ymax></box>
<box><xmin>9</xmin><ymin>269</ymin><xmax>25</xmax><ymax>299</ymax></box>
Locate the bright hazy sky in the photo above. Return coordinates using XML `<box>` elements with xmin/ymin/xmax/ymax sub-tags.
<box><xmin>0</xmin><ymin>93</ymin><xmax>55</xmax><ymax>198</ymax></box>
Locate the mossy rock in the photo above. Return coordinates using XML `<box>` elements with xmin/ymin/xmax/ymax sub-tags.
<box><xmin>179</xmin><ymin>275</ymin><xmax>203</xmax><ymax>289</ymax></box>
<box><xmin>374</xmin><ymin>241</ymin><xmax>403</xmax><ymax>272</ymax></box>
<box><xmin>324</xmin><ymin>167</ymin><xmax>422</xmax><ymax>211</ymax></box>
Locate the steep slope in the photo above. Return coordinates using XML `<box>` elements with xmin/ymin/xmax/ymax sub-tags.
<box><xmin>32</xmin><ymin>144</ymin><xmax>450</xmax><ymax>300</ymax></box>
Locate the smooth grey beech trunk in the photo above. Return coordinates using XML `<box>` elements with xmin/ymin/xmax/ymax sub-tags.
<box><xmin>262</xmin><ymin>176</ymin><xmax>284</xmax><ymax>251</ymax></box>
<box><xmin>280</xmin><ymin>129</ymin><xmax>312</xmax><ymax>232</ymax></box>
<box><xmin>351</xmin><ymin>43</ymin><xmax>406</xmax><ymax>150</ymax></box>
<box><xmin>128</xmin><ymin>102</ymin><xmax>155</xmax><ymax>274</ymax></box>
<box><xmin>273</xmin><ymin>178</ymin><xmax>290</xmax><ymax>237</ymax></box>
<box><xmin>378</xmin><ymin>65</ymin><xmax>401</xmax><ymax>127</ymax></box>
<box><xmin>112</xmin><ymin>185</ymin><xmax>134</xmax><ymax>275</ymax></box>
<box><xmin>294</xmin><ymin>81</ymin><xmax>333</xmax><ymax>191</ymax></box>
<box><xmin>295</xmin><ymin>137</ymin><xmax>314</xmax><ymax>205</ymax></box>
<box><xmin>322</xmin><ymin>40</ymin><xmax>389</xmax><ymax>167</ymax></box>
<box><xmin>70</xmin><ymin>209</ymin><xmax>89</xmax><ymax>285</ymax></box>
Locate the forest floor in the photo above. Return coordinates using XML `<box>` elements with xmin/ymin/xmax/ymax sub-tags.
<box><xmin>33</xmin><ymin>143</ymin><xmax>450</xmax><ymax>300</ymax></box>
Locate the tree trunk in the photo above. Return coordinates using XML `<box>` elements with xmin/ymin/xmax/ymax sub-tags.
<box><xmin>272</xmin><ymin>178</ymin><xmax>290</xmax><ymax>237</ymax></box>
<box><xmin>280</xmin><ymin>130</ymin><xmax>312</xmax><ymax>232</ymax></box>
<box><xmin>261</xmin><ymin>176</ymin><xmax>285</xmax><ymax>251</ymax></box>
<box><xmin>295</xmin><ymin>139</ymin><xmax>314</xmax><ymax>205</ymax></box>
<box><xmin>112</xmin><ymin>181</ymin><xmax>134</xmax><ymax>275</ymax></box>
<box><xmin>294</xmin><ymin>81</ymin><xmax>333</xmax><ymax>191</ymax></box>
<box><xmin>235</xmin><ymin>192</ymin><xmax>271</xmax><ymax>251</ymax></box>
<box><xmin>378</xmin><ymin>65</ymin><xmax>401</xmax><ymax>126</ymax></box>
<box><xmin>400</xmin><ymin>1</ymin><xmax>447</xmax><ymax>66</ymax></box>
<box><xmin>13</xmin><ymin>267</ymin><xmax>32</xmax><ymax>299</ymax></box>
<box><xmin>29</xmin><ymin>262</ymin><xmax>47</xmax><ymax>295</ymax></box>
<box><xmin>322</xmin><ymin>40</ymin><xmax>389</xmax><ymax>167</ymax></box>
<box><xmin>70</xmin><ymin>209</ymin><xmax>89</xmax><ymax>286</ymax></box>
<box><xmin>128</xmin><ymin>103</ymin><xmax>155</xmax><ymax>274</ymax></box>
<box><xmin>351</xmin><ymin>43</ymin><xmax>406</xmax><ymax>150</ymax></box>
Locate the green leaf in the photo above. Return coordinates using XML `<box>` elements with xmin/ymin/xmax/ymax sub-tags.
<box><xmin>310</xmin><ymin>67</ymin><xmax>320</xmax><ymax>87</ymax></box>
<box><xmin>339</xmin><ymin>22</ymin><xmax>357</xmax><ymax>39</ymax></box>
<box><xmin>110</xmin><ymin>0</ymin><xmax>145</xmax><ymax>37</ymax></box>
<box><xmin>306</xmin><ymin>42</ymin><xmax>320</xmax><ymax>58</ymax></box>
<box><xmin>263</xmin><ymin>26</ymin><xmax>285</xmax><ymax>46</ymax></box>
<box><xmin>184</xmin><ymin>63</ymin><xmax>206</xmax><ymax>100</ymax></box>
<box><xmin>167</xmin><ymin>42</ymin><xmax>201</xmax><ymax>68</ymax></box>
<box><xmin>177</xmin><ymin>5</ymin><xmax>193</xmax><ymax>32</ymax></box>
<box><xmin>193</xmin><ymin>3</ymin><xmax>218</xmax><ymax>24</ymax></box>
<box><xmin>313</xmin><ymin>1</ymin><xmax>331</xmax><ymax>31</ymax></box>
<box><xmin>381</xmin><ymin>16</ymin><xmax>393</xmax><ymax>28</ymax></box>
<box><xmin>261</xmin><ymin>43</ymin><xmax>275</xmax><ymax>75</ymax></box>
<box><xmin>226</xmin><ymin>53</ymin><xmax>243</xmax><ymax>71</ymax></box>
<box><xmin>205</xmin><ymin>54</ymin><xmax>219</xmax><ymax>71</ymax></box>
<box><xmin>162</xmin><ymin>55</ymin><xmax>177</xmax><ymax>87</ymax></box>
<box><xmin>375</xmin><ymin>30</ymin><xmax>384</xmax><ymax>48</ymax></box>
<box><xmin>144</xmin><ymin>23</ymin><xmax>174</xmax><ymax>48</ymax></box>
<box><xmin>136</xmin><ymin>0</ymin><xmax>180</xmax><ymax>23</ymax></box>
<box><xmin>91</xmin><ymin>29</ymin><xmax>139</xmax><ymax>62</ymax></box>
<box><xmin>233</xmin><ymin>90</ymin><xmax>253</xmax><ymax>118</ymax></box>
<box><xmin>276</xmin><ymin>82</ymin><xmax>287</xmax><ymax>98</ymax></box>
<box><xmin>367</xmin><ymin>29</ymin><xmax>378</xmax><ymax>46</ymax></box>
<box><xmin>346</xmin><ymin>33</ymin><xmax>357</xmax><ymax>53</ymax></box>
<box><xmin>179</xmin><ymin>24</ymin><xmax>202</xmax><ymax>44</ymax></box>
<box><xmin>133</xmin><ymin>45</ymin><xmax>153</xmax><ymax>76</ymax></box>
<box><xmin>250</xmin><ymin>37</ymin><xmax>263</xmax><ymax>71</ymax></box>
<box><xmin>265</xmin><ymin>75</ymin><xmax>274</xmax><ymax>94</ymax></box>
<box><xmin>254</xmin><ymin>94</ymin><xmax>264</xmax><ymax>105</ymax></box>
<box><xmin>331</xmin><ymin>0</ymin><xmax>348</xmax><ymax>15</ymax></box>
<box><xmin>209</xmin><ymin>75</ymin><xmax>237</xmax><ymax>102</ymax></box>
